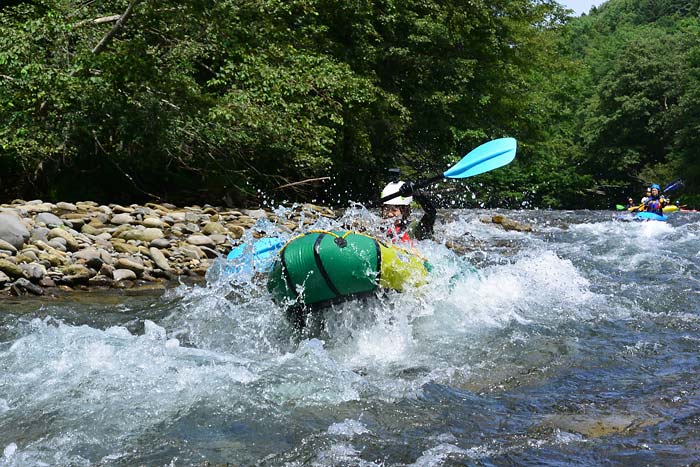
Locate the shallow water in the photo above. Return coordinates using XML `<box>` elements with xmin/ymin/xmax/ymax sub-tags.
<box><xmin>2</xmin><ymin>209</ymin><xmax>700</xmax><ymax>466</ymax></box>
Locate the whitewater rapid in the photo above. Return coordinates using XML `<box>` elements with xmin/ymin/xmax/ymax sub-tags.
<box><xmin>2</xmin><ymin>209</ymin><xmax>699</xmax><ymax>466</ymax></box>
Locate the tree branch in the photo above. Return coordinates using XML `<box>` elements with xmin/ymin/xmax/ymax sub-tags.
<box><xmin>92</xmin><ymin>0</ymin><xmax>141</xmax><ymax>55</ymax></box>
<box><xmin>74</xmin><ymin>14</ymin><xmax>121</xmax><ymax>28</ymax></box>
<box><xmin>276</xmin><ymin>177</ymin><xmax>331</xmax><ymax>190</ymax></box>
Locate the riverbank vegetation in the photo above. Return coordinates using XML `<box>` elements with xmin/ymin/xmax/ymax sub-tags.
<box><xmin>1</xmin><ymin>0</ymin><xmax>699</xmax><ymax>208</ymax></box>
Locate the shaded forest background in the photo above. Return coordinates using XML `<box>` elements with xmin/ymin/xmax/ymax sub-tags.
<box><xmin>1</xmin><ymin>0</ymin><xmax>699</xmax><ymax>209</ymax></box>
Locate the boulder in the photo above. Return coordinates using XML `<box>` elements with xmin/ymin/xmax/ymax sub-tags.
<box><xmin>0</xmin><ymin>239</ymin><xmax>18</xmax><ymax>254</ymax></box>
<box><xmin>148</xmin><ymin>247</ymin><xmax>172</xmax><ymax>271</ymax></box>
<box><xmin>19</xmin><ymin>263</ymin><xmax>46</xmax><ymax>282</ymax></box>
<box><xmin>48</xmin><ymin>228</ymin><xmax>81</xmax><ymax>251</ymax></box>
<box><xmin>113</xmin><ymin>269</ymin><xmax>137</xmax><ymax>281</ymax></box>
<box><xmin>0</xmin><ymin>259</ymin><xmax>26</xmax><ymax>279</ymax></box>
<box><xmin>0</xmin><ymin>271</ymin><xmax>10</xmax><ymax>286</ymax></box>
<box><xmin>0</xmin><ymin>214</ymin><xmax>30</xmax><ymax>249</ymax></box>
<box><xmin>11</xmin><ymin>278</ymin><xmax>44</xmax><ymax>296</ymax></box>
<box><xmin>488</xmin><ymin>215</ymin><xmax>533</xmax><ymax>232</ymax></box>
<box><xmin>35</xmin><ymin>212</ymin><xmax>64</xmax><ymax>228</ymax></box>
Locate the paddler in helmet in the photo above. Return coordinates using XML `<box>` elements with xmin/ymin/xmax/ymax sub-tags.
<box><xmin>642</xmin><ymin>183</ymin><xmax>668</xmax><ymax>215</ymax></box>
<box><xmin>380</xmin><ymin>180</ymin><xmax>436</xmax><ymax>244</ymax></box>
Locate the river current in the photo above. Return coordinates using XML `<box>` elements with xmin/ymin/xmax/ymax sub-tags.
<box><xmin>1</xmin><ymin>209</ymin><xmax>700</xmax><ymax>466</ymax></box>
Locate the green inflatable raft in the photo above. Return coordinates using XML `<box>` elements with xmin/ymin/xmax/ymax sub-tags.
<box><xmin>267</xmin><ymin>230</ymin><xmax>429</xmax><ymax>309</ymax></box>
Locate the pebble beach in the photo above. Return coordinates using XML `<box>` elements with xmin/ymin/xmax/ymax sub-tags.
<box><xmin>0</xmin><ymin>200</ymin><xmax>337</xmax><ymax>297</ymax></box>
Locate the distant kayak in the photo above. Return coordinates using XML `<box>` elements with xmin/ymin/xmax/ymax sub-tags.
<box><xmin>615</xmin><ymin>212</ymin><xmax>668</xmax><ymax>222</ymax></box>
<box><xmin>635</xmin><ymin>212</ymin><xmax>668</xmax><ymax>221</ymax></box>
<box><xmin>617</xmin><ymin>205</ymin><xmax>677</xmax><ymax>213</ymax></box>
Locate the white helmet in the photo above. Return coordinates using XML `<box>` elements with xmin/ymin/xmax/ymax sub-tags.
<box><xmin>381</xmin><ymin>181</ymin><xmax>412</xmax><ymax>205</ymax></box>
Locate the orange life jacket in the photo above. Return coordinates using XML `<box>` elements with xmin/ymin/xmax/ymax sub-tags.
<box><xmin>386</xmin><ymin>224</ymin><xmax>413</xmax><ymax>246</ymax></box>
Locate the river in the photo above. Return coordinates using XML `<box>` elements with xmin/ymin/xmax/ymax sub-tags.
<box><xmin>1</xmin><ymin>209</ymin><xmax>700</xmax><ymax>466</ymax></box>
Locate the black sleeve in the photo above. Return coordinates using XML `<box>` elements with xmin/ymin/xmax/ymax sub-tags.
<box><xmin>412</xmin><ymin>191</ymin><xmax>437</xmax><ymax>240</ymax></box>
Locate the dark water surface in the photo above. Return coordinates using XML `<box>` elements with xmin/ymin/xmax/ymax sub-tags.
<box><xmin>2</xmin><ymin>209</ymin><xmax>700</xmax><ymax>466</ymax></box>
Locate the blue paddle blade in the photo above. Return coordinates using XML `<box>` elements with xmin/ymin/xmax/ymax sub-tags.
<box><xmin>226</xmin><ymin>237</ymin><xmax>284</xmax><ymax>274</ymax></box>
<box><xmin>443</xmin><ymin>137</ymin><xmax>517</xmax><ymax>179</ymax></box>
<box><xmin>663</xmin><ymin>178</ymin><xmax>684</xmax><ymax>193</ymax></box>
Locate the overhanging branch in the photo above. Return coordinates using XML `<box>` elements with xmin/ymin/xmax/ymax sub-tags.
<box><xmin>92</xmin><ymin>0</ymin><xmax>141</xmax><ymax>55</ymax></box>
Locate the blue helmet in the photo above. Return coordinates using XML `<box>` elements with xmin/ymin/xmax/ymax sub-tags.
<box><xmin>650</xmin><ymin>183</ymin><xmax>661</xmax><ymax>191</ymax></box>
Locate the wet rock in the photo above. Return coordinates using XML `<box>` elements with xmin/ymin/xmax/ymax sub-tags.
<box><xmin>0</xmin><ymin>271</ymin><xmax>10</xmax><ymax>286</ymax></box>
<box><xmin>0</xmin><ymin>214</ymin><xmax>30</xmax><ymax>249</ymax></box>
<box><xmin>11</xmin><ymin>278</ymin><xmax>44</xmax><ymax>296</ymax></box>
<box><xmin>483</xmin><ymin>215</ymin><xmax>533</xmax><ymax>232</ymax></box>
<box><xmin>226</xmin><ymin>225</ymin><xmax>245</xmax><ymax>239</ymax></box>
<box><xmin>236</xmin><ymin>216</ymin><xmax>257</xmax><ymax>228</ymax></box>
<box><xmin>242</xmin><ymin>209</ymin><xmax>267</xmax><ymax>219</ymax></box>
<box><xmin>542</xmin><ymin>413</ymin><xmax>663</xmax><ymax>438</ymax></box>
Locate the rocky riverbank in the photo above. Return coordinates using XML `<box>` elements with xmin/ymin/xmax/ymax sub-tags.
<box><xmin>0</xmin><ymin>200</ymin><xmax>337</xmax><ymax>297</ymax></box>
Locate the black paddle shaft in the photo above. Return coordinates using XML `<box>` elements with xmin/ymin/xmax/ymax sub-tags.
<box><xmin>379</xmin><ymin>174</ymin><xmax>444</xmax><ymax>204</ymax></box>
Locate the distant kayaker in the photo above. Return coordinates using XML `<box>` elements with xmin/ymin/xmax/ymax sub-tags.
<box><xmin>642</xmin><ymin>184</ymin><xmax>668</xmax><ymax>215</ymax></box>
<box><xmin>640</xmin><ymin>187</ymin><xmax>652</xmax><ymax>205</ymax></box>
<box><xmin>625</xmin><ymin>197</ymin><xmax>639</xmax><ymax>211</ymax></box>
<box><xmin>380</xmin><ymin>181</ymin><xmax>436</xmax><ymax>244</ymax></box>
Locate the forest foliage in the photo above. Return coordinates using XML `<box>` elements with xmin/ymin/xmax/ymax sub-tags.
<box><xmin>1</xmin><ymin>0</ymin><xmax>699</xmax><ymax>208</ymax></box>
